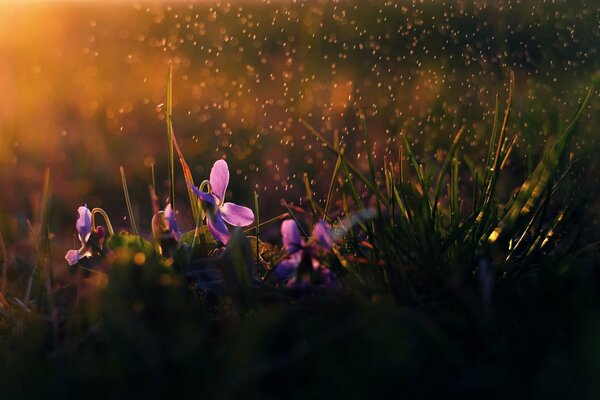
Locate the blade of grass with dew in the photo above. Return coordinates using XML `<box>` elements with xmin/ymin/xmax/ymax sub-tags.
<box><xmin>486</xmin><ymin>74</ymin><xmax>514</xmax><ymax>199</ymax></box>
<box><xmin>359</xmin><ymin>111</ymin><xmax>383</xmax><ymax>220</ymax></box>
<box><xmin>337</xmin><ymin>176</ymin><xmax>356</xmax><ymax>241</ymax></box>
<box><xmin>401</xmin><ymin>135</ymin><xmax>432</xmax><ymax>223</ymax></box>
<box><xmin>444</xmin><ymin>156</ymin><xmax>461</xmax><ymax>262</ymax></box>
<box><xmin>167</xmin><ymin>65</ymin><xmax>175</xmax><ymax>210</ymax></box>
<box><xmin>151</xmin><ymin>161</ymin><xmax>157</xmax><ymax>198</ymax></box>
<box><xmin>323</xmin><ymin>149</ymin><xmax>344</xmax><ymax>219</ymax></box>
<box><xmin>401</xmin><ymin>135</ymin><xmax>426</xmax><ymax>193</ymax></box>
<box><xmin>500</xmin><ymin>135</ymin><xmax>518</xmax><ymax>170</ymax></box>
<box><xmin>432</xmin><ymin>126</ymin><xmax>465</xmax><ymax>224</ymax></box>
<box><xmin>384</xmin><ymin>159</ymin><xmax>395</xmax><ymax>228</ymax></box>
<box><xmin>303</xmin><ymin>173</ymin><xmax>323</xmax><ymax>219</ymax></box>
<box><xmin>480</xmin><ymin>94</ymin><xmax>500</xmax><ymax>208</ymax></box>
<box><xmin>171</xmin><ymin>126</ymin><xmax>202</xmax><ymax>226</ymax></box>
<box><xmin>120</xmin><ymin>166</ymin><xmax>139</xmax><ymax>236</ymax></box>
<box><xmin>243</xmin><ymin>213</ymin><xmax>290</xmax><ymax>234</ymax></box>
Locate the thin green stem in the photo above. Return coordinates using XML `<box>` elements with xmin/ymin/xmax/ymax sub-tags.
<box><xmin>120</xmin><ymin>166</ymin><xmax>139</xmax><ymax>236</ymax></box>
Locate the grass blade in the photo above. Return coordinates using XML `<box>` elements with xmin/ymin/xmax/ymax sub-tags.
<box><xmin>167</xmin><ymin>65</ymin><xmax>175</xmax><ymax>209</ymax></box>
<box><xmin>171</xmin><ymin>126</ymin><xmax>201</xmax><ymax>223</ymax></box>
<box><xmin>324</xmin><ymin>149</ymin><xmax>344</xmax><ymax>218</ymax></box>
<box><xmin>120</xmin><ymin>166</ymin><xmax>139</xmax><ymax>236</ymax></box>
<box><xmin>433</xmin><ymin>126</ymin><xmax>465</xmax><ymax>212</ymax></box>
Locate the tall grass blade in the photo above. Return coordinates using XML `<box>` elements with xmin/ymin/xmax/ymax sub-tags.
<box><xmin>150</xmin><ymin>160</ymin><xmax>157</xmax><ymax>200</ymax></box>
<box><xmin>303</xmin><ymin>173</ymin><xmax>322</xmax><ymax>218</ymax></box>
<box><xmin>167</xmin><ymin>65</ymin><xmax>175</xmax><ymax>209</ymax></box>
<box><xmin>40</xmin><ymin>168</ymin><xmax>53</xmax><ymax>289</ymax></box>
<box><xmin>243</xmin><ymin>213</ymin><xmax>289</xmax><ymax>233</ymax></box>
<box><xmin>171</xmin><ymin>126</ymin><xmax>201</xmax><ymax>224</ymax></box>
<box><xmin>324</xmin><ymin>149</ymin><xmax>344</xmax><ymax>218</ymax></box>
<box><xmin>432</xmin><ymin>126</ymin><xmax>465</xmax><ymax>221</ymax></box>
<box><xmin>120</xmin><ymin>166</ymin><xmax>139</xmax><ymax>236</ymax></box>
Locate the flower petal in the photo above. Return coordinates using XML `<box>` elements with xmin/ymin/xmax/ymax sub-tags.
<box><xmin>207</xmin><ymin>210</ymin><xmax>231</xmax><ymax>244</ymax></box>
<box><xmin>221</xmin><ymin>202</ymin><xmax>254</xmax><ymax>227</ymax></box>
<box><xmin>187</xmin><ymin>181</ymin><xmax>217</xmax><ymax>205</ymax></box>
<box><xmin>164</xmin><ymin>204</ymin><xmax>181</xmax><ymax>241</ymax></box>
<box><xmin>274</xmin><ymin>258</ymin><xmax>299</xmax><ymax>282</ymax></box>
<box><xmin>76</xmin><ymin>205</ymin><xmax>92</xmax><ymax>243</ymax></box>
<box><xmin>65</xmin><ymin>249</ymin><xmax>80</xmax><ymax>266</ymax></box>
<box><xmin>312</xmin><ymin>220</ymin><xmax>332</xmax><ymax>251</ymax></box>
<box><xmin>210</xmin><ymin>159</ymin><xmax>229</xmax><ymax>202</ymax></box>
<box><xmin>281</xmin><ymin>219</ymin><xmax>303</xmax><ymax>254</ymax></box>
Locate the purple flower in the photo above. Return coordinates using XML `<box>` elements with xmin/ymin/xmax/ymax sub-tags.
<box><xmin>189</xmin><ymin>159</ymin><xmax>254</xmax><ymax>244</ymax></box>
<box><xmin>274</xmin><ymin>219</ymin><xmax>339</xmax><ymax>289</ymax></box>
<box><xmin>163</xmin><ymin>204</ymin><xmax>182</xmax><ymax>242</ymax></box>
<box><xmin>76</xmin><ymin>205</ymin><xmax>92</xmax><ymax>243</ymax></box>
<box><xmin>65</xmin><ymin>205</ymin><xmax>95</xmax><ymax>266</ymax></box>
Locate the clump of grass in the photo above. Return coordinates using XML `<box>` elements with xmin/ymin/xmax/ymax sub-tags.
<box><xmin>301</xmin><ymin>75</ymin><xmax>595</xmax><ymax>302</ymax></box>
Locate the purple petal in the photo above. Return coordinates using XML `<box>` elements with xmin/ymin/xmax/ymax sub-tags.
<box><xmin>164</xmin><ymin>204</ymin><xmax>182</xmax><ymax>241</ymax></box>
<box><xmin>281</xmin><ymin>219</ymin><xmax>303</xmax><ymax>254</ymax></box>
<box><xmin>65</xmin><ymin>249</ymin><xmax>80</xmax><ymax>266</ymax></box>
<box><xmin>221</xmin><ymin>202</ymin><xmax>254</xmax><ymax>227</ymax></box>
<box><xmin>188</xmin><ymin>181</ymin><xmax>217</xmax><ymax>205</ymax></box>
<box><xmin>210</xmin><ymin>159</ymin><xmax>229</xmax><ymax>202</ymax></box>
<box><xmin>76</xmin><ymin>205</ymin><xmax>92</xmax><ymax>243</ymax></box>
<box><xmin>207</xmin><ymin>209</ymin><xmax>231</xmax><ymax>244</ymax></box>
<box><xmin>312</xmin><ymin>220</ymin><xmax>332</xmax><ymax>251</ymax></box>
<box><xmin>65</xmin><ymin>244</ymin><xmax>92</xmax><ymax>266</ymax></box>
<box><xmin>274</xmin><ymin>257</ymin><xmax>299</xmax><ymax>282</ymax></box>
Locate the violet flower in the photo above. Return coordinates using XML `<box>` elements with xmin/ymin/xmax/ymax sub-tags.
<box><xmin>189</xmin><ymin>159</ymin><xmax>254</xmax><ymax>244</ymax></box>
<box><xmin>164</xmin><ymin>204</ymin><xmax>182</xmax><ymax>242</ymax></box>
<box><xmin>65</xmin><ymin>205</ymin><xmax>95</xmax><ymax>266</ymax></box>
<box><xmin>274</xmin><ymin>219</ymin><xmax>339</xmax><ymax>289</ymax></box>
<box><xmin>151</xmin><ymin>203</ymin><xmax>182</xmax><ymax>258</ymax></box>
